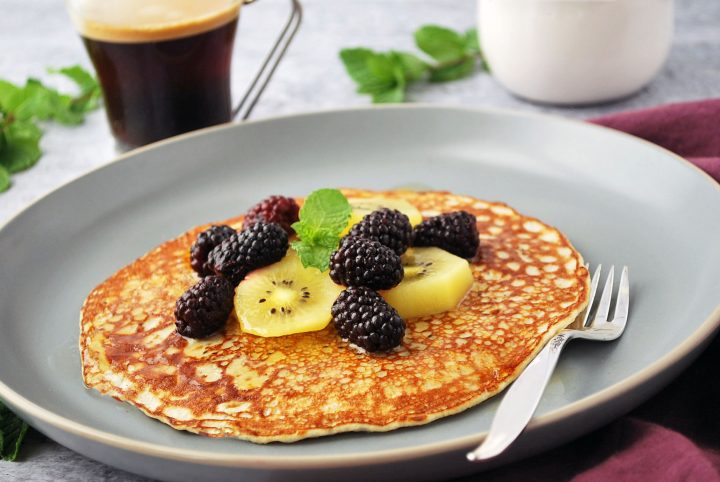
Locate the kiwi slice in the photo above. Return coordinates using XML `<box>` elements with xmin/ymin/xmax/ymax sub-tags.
<box><xmin>234</xmin><ymin>251</ymin><xmax>342</xmax><ymax>337</ymax></box>
<box><xmin>381</xmin><ymin>247</ymin><xmax>474</xmax><ymax>319</ymax></box>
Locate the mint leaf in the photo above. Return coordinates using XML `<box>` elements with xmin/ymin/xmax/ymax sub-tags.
<box><xmin>293</xmin><ymin>189</ymin><xmax>351</xmax><ymax>237</ymax></box>
<box><xmin>50</xmin><ymin>65</ymin><xmax>102</xmax><ymax>113</ymax></box>
<box><xmin>0</xmin><ymin>165</ymin><xmax>10</xmax><ymax>193</ymax></box>
<box><xmin>372</xmin><ymin>63</ymin><xmax>406</xmax><ymax>103</ymax></box>
<box><xmin>392</xmin><ymin>51</ymin><xmax>429</xmax><ymax>82</ymax></box>
<box><xmin>0</xmin><ymin>69</ymin><xmax>99</xmax><ymax>126</ymax></box>
<box><xmin>464</xmin><ymin>28</ymin><xmax>480</xmax><ymax>55</ymax></box>
<box><xmin>414</xmin><ymin>25</ymin><xmax>467</xmax><ymax>63</ymax></box>
<box><xmin>51</xmin><ymin>65</ymin><xmax>97</xmax><ymax>97</ymax></box>
<box><xmin>340</xmin><ymin>48</ymin><xmax>396</xmax><ymax>95</ymax></box>
<box><xmin>0</xmin><ymin>120</ymin><xmax>42</xmax><ymax>173</ymax></box>
<box><xmin>372</xmin><ymin>81</ymin><xmax>404</xmax><ymax>103</ymax></box>
<box><xmin>463</xmin><ymin>28</ymin><xmax>489</xmax><ymax>71</ymax></box>
<box><xmin>0</xmin><ymin>401</ymin><xmax>29</xmax><ymax>461</ymax></box>
<box><xmin>291</xmin><ymin>237</ymin><xmax>336</xmax><ymax>272</ymax></box>
<box><xmin>0</xmin><ymin>80</ymin><xmax>22</xmax><ymax>112</ymax></box>
<box><xmin>339</xmin><ymin>24</ymin><xmax>487</xmax><ymax>102</ymax></box>
<box><xmin>12</xmin><ymin>79</ymin><xmax>60</xmax><ymax>122</ymax></box>
<box><xmin>340</xmin><ymin>49</ymin><xmax>414</xmax><ymax>102</ymax></box>
<box><xmin>429</xmin><ymin>57</ymin><xmax>476</xmax><ymax>82</ymax></box>
<box><xmin>291</xmin><ymin>189</ymin><xmax>351</xmax><ymax>270</ymax></box>
<box><xmin>0</xmin><ymin>65</ymin><xmax>101</xmax><ymax>194</ymax></box>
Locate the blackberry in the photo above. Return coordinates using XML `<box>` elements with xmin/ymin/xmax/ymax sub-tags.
<box><xmin>207</xmin><ymin>221</ymin><xmax>288</xmax><ymax>285</ymax></box>
<box><xmin>331</xmin><ymin>286</ymin><xmax>405</xmax><ymax>352</ymax></box>
<box><xmin>348</xmin><ymin>208</ymin><xmax>412</xmax><ymax>255</ymax></box>
<box><xmin>413</xmin><ymin>211</ymin><xmax>479</xmax><ymax>259</ymax></box>
<box><xmin>189</xmin><ymin>225</ymin><xmax>237</xmax><ymax>276</ymax></box>
<box><xmin>243</xmin><ymin>195</ymin><xmax>300</xmax><ymax>235</ymax></box>
<box><xmin>175</xmin><ymin>275</ymin><xmax>234</xmax><ymax>338</ymax></box>
<box><xmin>329</xmin><ymin>236</ymin><xmax>403</xmax><ymax>290</ymax></box>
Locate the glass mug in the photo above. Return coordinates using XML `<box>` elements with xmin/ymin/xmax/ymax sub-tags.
<box><xmin>65</xmin><ymin>0</ymin><xmax>301</xmax><ymax>150</ymax></box>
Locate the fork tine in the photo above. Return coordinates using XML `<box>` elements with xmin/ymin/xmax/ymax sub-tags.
<box><xmin>611</xmin><ymin>266</ymin><xmax>629</xmax><ymax>329</ymax></box>
<box><xmin>580</xmin><ymin>264</ymin><xmax>602</xmax><ymax>327</ymax></box>
<box><xmin>591</xmin><ymin>265</ymin><xmax>615</xmax><ymax>326</ymax></box>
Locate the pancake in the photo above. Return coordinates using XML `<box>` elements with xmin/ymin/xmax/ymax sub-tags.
<box><xmin>80</xmin><ymin>189</ymin><xmax>590</xmax><ymax>443</ymax></box>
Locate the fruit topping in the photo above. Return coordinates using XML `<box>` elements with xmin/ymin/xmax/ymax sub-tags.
<box><xmin>207</xmin><ymin>221</ymin><xmax>289</xmax><ymax>286</ymax></box>
<box><xmin>343</xmin><ymin>197</ymin><xmax>423</xmax><ymax>235</ymax></box>
<box><xmin>348</xmin><ymin>208</ymin><xmax>412</xmax><ymax>255</ymax></box>
<box><xmin>234</xmin><ymin>250</ymin><xmax>343</xmax><ymax>337</ymax></box>
<box><xmin>175</xmin><ymin>275</ymin><xmax>234</xmax><ymax>338</ymax></box>
<box><xmin>381</xmin><ymin>247</ymin><xmax>474</xmax><ymax>319</ymax></box>
<box><xmin>412</xmin><ymin>211</ymin><xmax>479</xmax><ymax>259</ymax></box>
<box><xmin>329</xmin><ymin>236</ymin><xmax>404</xmax><ymax>290</ymax></box>
<box><xmin>243</xmin><ymin>195</ymin><xmax>300</xmax><ymax>235</ymax></box>
<box><xmin>189</xmin><ymin>224</ymin><xmax>237</xmax><ymax>276</ymax></box>
<box><xmin>331</xmin><ymin>286</ymin><xmax>405</xmax><ymax>352</ymax></box>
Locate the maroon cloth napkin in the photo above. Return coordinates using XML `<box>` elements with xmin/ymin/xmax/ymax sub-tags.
<box><xmin>467</xmin><ymin>99</ymin><xmax>720</xmax><ymax>482</ymax></box>
<box><xmin>592</xmin><ymin>98</ymin><xmax>720</xmax><ymax>183</ymax></box>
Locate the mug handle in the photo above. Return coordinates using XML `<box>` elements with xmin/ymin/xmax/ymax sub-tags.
<box><xmin>232</xmin><ymin>0</ymin><xmax>303</xmax><ymax>120</ymax></box>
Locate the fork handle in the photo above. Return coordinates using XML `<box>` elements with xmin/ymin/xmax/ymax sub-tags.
<box><xmin>466</xmin><ymin>333</ymin><xmax>571</xmax><ymax>461</ymax></box>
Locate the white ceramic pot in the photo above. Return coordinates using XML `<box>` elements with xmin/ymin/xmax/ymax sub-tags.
<box><xmin>478</xmin><ymin>0</ymin><xmax>674</xmax><ymax>105</ymax></box>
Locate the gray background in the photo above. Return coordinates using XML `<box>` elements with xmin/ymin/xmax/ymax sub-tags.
<box><xmin>1</xmin><ymin>0</ymin><xmax>718</xmax><ymax>480</ymax></box>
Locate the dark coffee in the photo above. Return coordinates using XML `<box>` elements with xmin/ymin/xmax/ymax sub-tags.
<box><xmin>82</xmin><ymin>17</ymin><xmax>238</xmax><ymax>149</ymax></box>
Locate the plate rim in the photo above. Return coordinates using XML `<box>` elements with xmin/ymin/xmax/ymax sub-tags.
<box><xmin>1</xmin><ymin>104</ymin><xmax>719</xmax><ymax>469</ymax></box>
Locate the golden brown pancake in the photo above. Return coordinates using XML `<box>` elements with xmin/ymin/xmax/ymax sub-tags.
<box><xmin>80</xmin><ymin>190</ymin><xmax>590</xmax><ymax>442</ymax></box>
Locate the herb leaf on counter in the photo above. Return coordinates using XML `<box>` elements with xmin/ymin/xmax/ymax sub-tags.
<box><xmin>0</xmin><ymin>400</ymin><xmax>29</xmax><ymax>461</ymax></box>
<box><xmin>340</xmin><ymin>25</ymin><xmax>486</xmax><ymax>103</ymax></box>
<box><xmin>414</xmin><ymin>25</ymin><xmax>468</xmax><ymax>63</ymax></box>
<box><xmin>0</xmin><ymin>165</ymin><xmax>9</xmax><ymax>193</ymax></box>
<box><xmin>0</xmin><ymin>65</ymin><xmax>101</xmax><ymax>193</ymax></box>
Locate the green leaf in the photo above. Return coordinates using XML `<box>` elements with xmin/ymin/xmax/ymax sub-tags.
<box><xmin>339</xmin><ymin>24</ymin><xmax>488</xmax><ymax>103</ymax></box>
<box><xmin>464</xmin><ymin>28</ymin><xmax>480</xmax><ymax>55</ymax></box>
<box><xmin>0</xmin><ymin>67</ymin><xmax>99</xmax><ymax>126</ymax></box>
<box><xmin>429</xmin><ymin>57</ymin><xmax>476</xmax><ymax>82</ymax></box>
<box><xmin>291</xmin><ymin>237</ymin><xmax>337</xmax><ymax>272</ymax></box>
<box><xmin>340</xmin><ymin>48</ymin><xmax>396</xmax><ymax>94</ymax></box>
<box><xmin>0</xmin><ymin>120</ymin><xmax>42</xmax><ymax>173</ymax></box>
<box><xmin>372</xmin><ymin>64</ymin><xmax>406</xmax><ymax>104</ymax></box>
<box><xmin>12</xmin><ymin>79</ymin><xmax>58</xmax><ymax>121</ymax></box>
<box><xmin>414</xmin><ymin>25</ymin><xmax>467</xmax><ymax>63</ymax></box>
<box><xmin>0</xmin><ymin>401</ymin><xmax>29</xmax><ymax>461</ymax></box>
<box><xmin>3</xmin><ymin>79</ymin><xmax>82</xmax><ymax>125</ymax></box>
<box><xmin>291</xmin><ymin>189</ymin><xmax>351</xmax><ymax>271</ymax></box>
<box><xmin>49</xmin><ymin>65</ymin><xmax>101</xmax><ymax>113</ymax></box>
<box><xmin>366</xmin><ymin>53</ymin><xmax>399</xmax><ymax>85</ymax></box>
<box><xmin>0</xmin><ymin>165</ymin><xmax>10</xmax><ymax>193</ymax></box>
<box><xmin>0</xmin><ymin>80</ymin><xmax>22</xmax><ymax>111</ymax></box>
<box><xmin>47</xmin><ymin>95</ymin><xmax>85</xmax><ymax>125</ymax></box>
<box><xmin>50</xmin><ymin>65</ymin><xmax>96</xmax><ymax>95</ymax></box>
<box><xmin>372</xmin><ymin>85</ymin><xmax>404</xmax><ymax>103</ymax></box>
<box><xmin>0</xmin><ymin>65</ymin><xmax>100</xmax><ymax>193</ymax></box>
<box><xmin>391</xmin><ymin>51</ymin><xmax>429</xmax><ymax>83</ymax></box>
<box><xmin>293</xmin><ymin>189</ymin><xmax>351</xmax><ymax>236</ymax></box>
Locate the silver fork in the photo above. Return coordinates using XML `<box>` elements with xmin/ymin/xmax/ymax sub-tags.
<box><xmin>466</xmin><ymin>265</ymin><xmax>629</xmax><ymax>462</ymax></box>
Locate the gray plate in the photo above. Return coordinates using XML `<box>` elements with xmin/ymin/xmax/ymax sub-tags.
<box><xmin>1</xmin><ymin>106</ymin><xmax>719</xmax><ymax>482</ymax></box>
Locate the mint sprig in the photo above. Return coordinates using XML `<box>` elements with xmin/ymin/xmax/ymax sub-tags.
<box><xmin>0</xmin><ymin>400</ymin><xmax>29</xmax><ymax>461</ymax></box>
<box><xmin>0</xmin><ymin>65</ymin><xmax>101</xmax><ymax>193</ymax></box>
<box><xmin>291</xmin><ymin>189</ymin><xmax>351</xmax><ymax>271</ymax></box>
<box><xmin>340</xmin><ymin>25</ymin><xmax>486</xmax><ymax>103</ymax></box>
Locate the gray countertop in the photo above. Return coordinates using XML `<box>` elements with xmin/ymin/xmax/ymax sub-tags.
<box><xmin>1</xmin><ymin>0</ymin><xmax>718</xmax><ymax>480</ymax></box>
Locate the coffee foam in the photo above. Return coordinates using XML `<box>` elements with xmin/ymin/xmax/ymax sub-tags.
<box><xmin>68</xmin><ymin>0</ymin><xmax>241</xmax><ymax>43</ymax></box>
